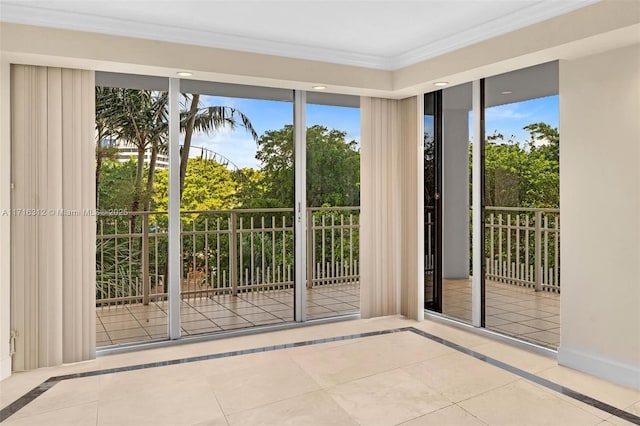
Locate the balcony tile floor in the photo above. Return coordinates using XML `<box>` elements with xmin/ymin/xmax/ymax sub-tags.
<box><xmin>2</xmin><ymin>317</ymin><xmax>639</xmax><ymax>426</ymax></box>
<box><xmin>442</xmin><ymin>279</ymin><xmax>560</xmax><ymax>348</ymax></box>
<box><xmin>96</xmin><ymin>280</ymin><xmax>558</xmax><ymax>349</ymax></box>
<box><xmin>96</xmin><ymin>283</ymin><xmax>361</xmax><ymax>347</ymax></box>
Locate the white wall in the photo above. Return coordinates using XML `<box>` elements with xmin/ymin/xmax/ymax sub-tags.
<box><xmin>558</xmin><ymin>44</ymin><xmax>640</xmax><ymax>389</ymax></box>
<box><xmin>0</xmin><ymin>57</ymin><xmax>12</xmax><ymax>380</ymax></box>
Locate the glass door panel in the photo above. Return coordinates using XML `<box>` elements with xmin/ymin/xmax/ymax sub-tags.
<box><xmin>95</xmin><ymin>78</ymin><xmax>170</xmax><ymax>346</ymax></box>
<box><xmin>305</xmin><ymin>94</ymin><xmax>360</xmax><ymax>320</ymax></box>
<box><xmin>484</xmin><ymin>62</ymin><xmax>560</xmax><ymax>348</ymax></box>
<box><xmin>178</xmin><ymin>83</ymin><xmax>295</xmax><ymax>335</ymax></box>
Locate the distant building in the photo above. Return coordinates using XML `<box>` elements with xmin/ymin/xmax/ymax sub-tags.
<box><xmin>102</xmin><ymin>137</ymin><xmax>169</xmax><ymax>169</ymax></box>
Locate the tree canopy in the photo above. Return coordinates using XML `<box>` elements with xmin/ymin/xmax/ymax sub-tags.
<box><xmin>98</xmin><ymin>123</ymin><xmax>362</xmax><ymax>212</ymax></box>
<box><xmin>484</xmin><ymin>122</ymin><xmax>559</xmax><ymax>208</ymax></box>
<box><xmin>252</xmin><ymin>124</ymin><xmax>360</xmax><ymax>208</ymax></box>
<box><xmin>97</xmin><ymin>118</ymin><xmax>558</xmax><ymax>214</ymax></box>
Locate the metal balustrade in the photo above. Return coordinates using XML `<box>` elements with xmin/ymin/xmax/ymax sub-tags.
<box><xmin>96</xmin><ymin>207</ymin><xmax>360</xmax><ymax>306</ymax></box>
<box><xmin>485</xmin><ymin>207</ymin><xmax>560</xmax><ymax>293</ymax></box>
<box><xmin>96</xmin><ymin>206</ymin><xmax>558</xmax><ymax>307</ymax></box>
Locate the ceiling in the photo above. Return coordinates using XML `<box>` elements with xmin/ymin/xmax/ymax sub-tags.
<box><xmin>0</xmin><ymin>0</ymin><xmax>599</xmax><ymax>70</ymax></box>
<box><xmin>442</xmin><ymin>61</ymin><xmax>558</xmax><ymax>110</ymax></box>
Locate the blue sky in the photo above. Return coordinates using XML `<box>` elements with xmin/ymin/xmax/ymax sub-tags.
<box><xmin>485</xmin><ymin>95</ymin><xmax>558</xmax><ymax>143</ymax></box>
<box><xmin>190</xmin><ymin>96</ymin><xmax>360</xmax><ymax>169</ymax></box>
<box><xmin>191</xmin><ymin>94</ymin><xmax>558</xmax><ymax>169</ymax></box>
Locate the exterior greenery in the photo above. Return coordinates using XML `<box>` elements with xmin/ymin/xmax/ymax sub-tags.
<box><xmin>96</xmin><ymin>86</ymin><xmax>559</xmax><ymax>301</ymax></box>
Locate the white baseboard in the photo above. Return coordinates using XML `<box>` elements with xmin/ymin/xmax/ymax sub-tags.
<box><xmin>558</xmin><ymin>346</ymin><xmax>640</xmax><ymax>390</ymax></box>
<box><xmin>0</xmin><ymin>355</ymin><xmax>11</xmax><ymax>382</ymax></box>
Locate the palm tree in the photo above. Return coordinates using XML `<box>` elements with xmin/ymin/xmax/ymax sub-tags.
<box><xmin>180</xmin><ymin>94</ymin><xmax>258</xmax><ymax>199</ymax></box>
<box><xmin>96</xmin><ymin>88</ymin><xmax>258</xmax><ymax>217</ymax></box>
<box><xmin>97</xmin><ymin>88</ymin><xmax>166</xmax><ymax>216</ymax></box>
<box><xmin>95</xmin><ymin>87</ymin><xmax>121</xmax><ymax>207</ymax></box>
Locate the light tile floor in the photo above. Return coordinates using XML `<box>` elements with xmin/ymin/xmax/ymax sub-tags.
<box><xmin>2</xmin><ymin>317</ymin><xmax>638</xmax><ymax>426</ymax></box>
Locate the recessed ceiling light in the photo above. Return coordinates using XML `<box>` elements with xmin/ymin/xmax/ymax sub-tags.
<box><xmin>501</xmin><ymin>91</ymin><xmax>513</xmax><ymax>95</ymax></box>
<box><xmin>312</xmin><ymin>85</ymin><xmax>326</xmax><ymax>90</ymax></box>
<box><xmin>434</xmin><ymin>82</ymin><xmax>449</xmax><ymax>86</ymax></box>
<box><xmin>177</xmin><ymin>71</ymin><xmax>193</xmax><ymax>77</ymax></box>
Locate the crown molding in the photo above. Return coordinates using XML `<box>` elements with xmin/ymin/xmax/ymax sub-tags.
<box><xmin>0</xmin><ymin>2</ymin><xmax>388</xmax><ymax>69</ymax></box>
<box><xmin>0</xmin><ymin>1</ymin><xmax>600</xmax><ymax>71</ymax></box>
<box><xmin>392</xmin><ymin>0</ymin><xmax>601</xmax><ymax>70</ymax></box>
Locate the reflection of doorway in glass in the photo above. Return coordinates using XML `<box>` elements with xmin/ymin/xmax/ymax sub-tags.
<box><xmin>441</xmin><ymin>82</ymin><xmax>474</xmax><ymax>324</ymax></box>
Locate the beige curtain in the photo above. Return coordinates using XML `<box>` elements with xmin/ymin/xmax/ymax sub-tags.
<box><xmin>11</xmin><ymin>65</ymin><xmax>96</xmax><ymax>371</ymax></box>
<box><xmin>360</xmin><ymin>96</ymin><xmax>424</xmax><ymax>320</ymax></box>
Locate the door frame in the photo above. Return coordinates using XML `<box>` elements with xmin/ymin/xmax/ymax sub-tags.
<box><xmin>424</xmin><ymin>90</ymin><xmax>443</xmax><ymax>312</ymax></box>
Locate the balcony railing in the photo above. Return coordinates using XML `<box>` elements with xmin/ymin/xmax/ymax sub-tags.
<box><xmin>96</xmin><ymin>206</ymin><xmax>558</xmax><ymax>306</ymax></box>
<box><xmin>485</xmin><ymin>207</ymin><xmax>560</xmax><ymax>293</ymax></box>
<box><xmin>96</xmin><ymin>207</ymin><xmax>360</xmax><ymax>306</ymax></box>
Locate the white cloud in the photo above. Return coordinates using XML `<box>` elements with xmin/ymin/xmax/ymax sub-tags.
<box><xmin>485</xmin><ymin>106</ymin><xmax>532</xmax><ymax>120</ymax></box>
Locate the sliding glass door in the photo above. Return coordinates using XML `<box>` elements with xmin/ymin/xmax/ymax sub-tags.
<box><xmin>94</xmin><ymin>75</ymin><xmax>363</xmax><ymax>347</ymax></box>
<box><xmin>424</xmin><ymin>62</ymin><xmax>560</xmax><ymax>348</ymax></box>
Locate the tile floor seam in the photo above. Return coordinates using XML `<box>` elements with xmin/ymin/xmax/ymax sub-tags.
<box><xmin>406</xmin><ymin>328</ymin><xmax>640</xmax><ymax>424</ymax></box>
<box><xmin>393</xmin><ymin>404</ymin><xmax>461</xmax><ymax>426</ymax></box>
<box><xmin>465</xmin><ymin>341</ymin><xmax>556</xmax><ymax>373</ymax></box>
<box><xmin>218</xmin><ymin>387</ymin><xmax>331</xmax><ymax>420</ymax></box>
<box><xmin>5</xmin><ymin>395</ymin><xmax>100</xmax><ymax>424</ymax></box>
<box><xmin>14</xmin><ymin>392</ymin><xmax>102</xmax><ymax>420</ymax></box>
<box><xmin>320</xmin><ymin>388</ymin><xmax>366</xmax><ymax>426</ymax></box>
<box><xmin>324</xmin><ymin>374</ymin><xmax>451</xmax><ymax>426</ymax></box>
<box><xmin>318</xmin><ymin>364</ymin><xmax>432</xmax><ymax>394</ymax></box>
<box><xmin>528</xmin><ymin>379</ymin><xmax>615</xmax><ymax>421</ymax></box>
<box><xmin>451</xmin><ymin>402</ymin><xmax>491</xmax><ymax>426</ymax></box>
<box><xmin>457</xmin><ymin>382</ymin><xmax>604</xmax><ymax>426</ymax></box>
<box><xmin>450</xmin><ymin>377</ymin><xmax>524</xmax><ymax>406</ymax></box>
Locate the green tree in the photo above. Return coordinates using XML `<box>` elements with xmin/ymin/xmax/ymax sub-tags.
<box><xmin>253</xmin><ymin>124</ymin><xmax>360</xmax><ymax>208</ymax></box>
<box><xmin>525</xmin><ymin>122</ymin><xmax>559</xmax><ymax>164</ymax></box>
<box><xmin>95</xmin><ymin>87</ymin><xmax>120</xmax><ymax>207</ymax></box>
<box><xmin>96</xmin><ymin>88</ymin><xmax>257</xmax><ymax>215</ymax></box>
<box><xmin>97</xmin><ymin>88</ymin><xmax>167</xmax><ymax>214</ymax></box>
<box><xmin>483</xmin><ymin>124</ymin><xmax>559</xmax><ymax>208</ymax></box>
<box><xmin>233</xmin><ymin>168</ymin><xmax>273</xmax><ymax>208</ymax></box>
<box><xmin>97</xmin><ymin>159</ymin><xmax>138</xmax><ymax>211</ymax></box>
<box><xmin>180</xmin><ymin>95</ymin><xmax>258</xmax><ymax>199</ymax></box>
<box><xmin>153</xmin><ymin>157</ymin><xmax>238</xmax><ymax>213</ymax></box>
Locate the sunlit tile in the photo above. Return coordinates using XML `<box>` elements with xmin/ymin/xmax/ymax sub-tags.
<box><xmin>459</xmin><ymin>380</ymin><xmax>602</xmax><ymax>425</ymax></box>
<box><xmin>327</xmin><ymin>368</ymin><xmax>451</xmax><ymax>426</ymax></box>
<box><xmin>404</xmin><ymin>352</ymin><xmax>518</xmax><ymax>402</ymax></box>
<box><xmin>399</xmin><ymin>404</ymin><xmax>488</xmax><ymax>426</ymax></box>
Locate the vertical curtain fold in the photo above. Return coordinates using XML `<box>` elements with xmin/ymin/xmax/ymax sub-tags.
<box><xmin>399</xmin><ymin>96</ymin><xmax>424</xmax><ymax>321</ymax></box>
<box><xmin>11</xmin><ymin>64</ymin><xmax>96</xmax><ymax>371</ymax></box>
<box><xmin>360</xmin><ymin>96</ymin><xmax>423</xmax><ymax>320</ymax></box>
